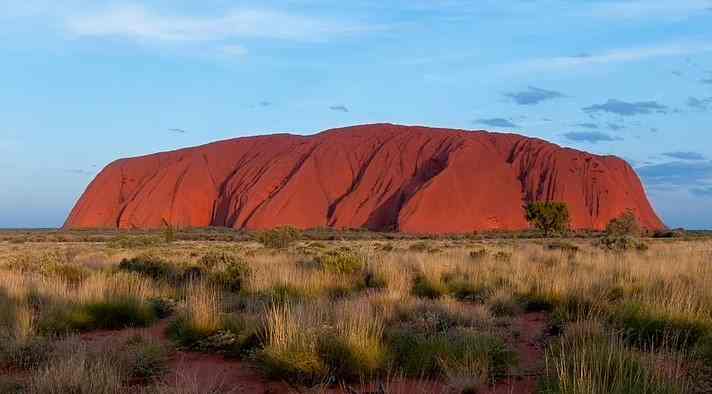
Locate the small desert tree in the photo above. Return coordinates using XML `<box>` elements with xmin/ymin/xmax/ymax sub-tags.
<box><xmin>606</xmin><ymin>210</ymin><xmax>641</xmax><ymax>237</ymax></box>
<box><xmin>524</xmin><ymin>202</ymin><xmax>570</xmax><ymax>237</ymax></box>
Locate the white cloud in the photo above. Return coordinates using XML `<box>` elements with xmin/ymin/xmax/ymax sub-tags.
<box><xmin>64</xmin><ymin>4</ymin><xmax>374</xmax><ymax>43</ymax></box>
<box><xmin>509</xmin><ymin>42</ymin><xmax>712</xmax><ymax>74</ymax></box>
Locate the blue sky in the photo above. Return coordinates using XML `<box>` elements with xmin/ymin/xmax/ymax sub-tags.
<box><xmin>1</xmin><ymin>0</ymin><xmax>711</xmax><ymax>229</ymax></box>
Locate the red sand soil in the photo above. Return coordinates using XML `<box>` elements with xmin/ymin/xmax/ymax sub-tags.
<box><xmin>483</xmin><ymin>312</ymin><xmax>549</xmax><ymax>394</ymax></box>
<box><xmin>43</xmin><ymin>312</ymin><xmax>549</xmax><ymax>394</ymax></box>
<box><xmin>64</xmin><ymin>123</ymin><xmax>664</xmax><ymax>233</ymax></box>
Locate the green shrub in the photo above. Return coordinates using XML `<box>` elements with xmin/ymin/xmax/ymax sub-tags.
<box><xmin>208</xmin><ymin>258</ymin><xmax>251</xmax><ymax>292</ymax></box>
<box><xmin>259</xmin><ymin>345</ymin><xmax>328</xmax><ymax>384</ymax></box>
<box><xmin>606</xmin><ymin>210</ymin><xmax>641</xmax><ymax>237</ymax></box>
<box><xmin>120</xmin><ymin>335</ymin><xmax>171</xmax><ymax>380</ymax></box>
<box><xmin>518</xmin><ymin>291</ymin><xmax>557</xmax><ymax>312</ymax></box>
<box><xmin>598</xmin><ymin>236</ymin><xmax>649</xmax><ymax>252</ymax></box>
<box><xmin>192</xmin><ymin>314</ymin><xmax>260</xmax><ymax>357</ymax></box>
<box><xmin>318</xmin><ymin>334</ymin><xmax>387</xmax><ymax>381</ymax></box>
<box><xmin>198</xmin><ymin>251</ymin><xmax>241</xmax><ymax>269</ymax></box>
<box><xmin>37</xmin><ymin>298</ymin><xmax>156</xmax><ymax>334</ymax></box>
<box><xmin>147</xmin><ymin>297</ymin><xmax>176</xmax><ymax>319</ymax></box>
<box><xmin>524</xmin><ymin>201</ymin><xmax>570</xmax><ymax>236</ymax></box>
<box><xmin>446</xmin><ymin>279</ymin><xmax>491</xmax><ymax>303</ymax></box>
<box><xmin>387</xmin><ymin>329</ymin><xmax>514</xmax><ymax>381</ymax></box>
<box><xmin>118</xmin><ymin>254</ymin><xmax>176</xmax><ymax>281</ymax></box>
<box><xmin>611</xmin><ymin>302</ymin><xmax>710</xmax><ymax>349</ymax></box>
<box><xmin>81</xmin><ymin>298</ymin><xmax>156</xmax><ymax>330</ymax></box>
<box><xmin>412</xmin><ymin>275</ymin><xmax>446</xmax><ymax>299</ymax></box>
<box><xmin>109</xmin><ymin>235</ymin><xmax>162</xmax><ymax>249</ymax></box>
<box><xmin>256</xmin><ymin>227</ymin><xmax>301</xmax><ymax>249</ymax></box>
<box><xmin>314</xmin><ymin>250</ymin><xmax>364</xmax><ymax>274</ymax></box>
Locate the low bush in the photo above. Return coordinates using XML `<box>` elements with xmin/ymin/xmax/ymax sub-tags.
<box><xmin>119</xmin><ymin>335</ymin><xmax>171</xmax><ymax>381</ymax></box>
<box><xmin>446</xmin><ymin>279</ymin><xmax>491</xmax><ymax>303</ymax></box>
<box><xmin>546</xmin><ymin>241</ymin><xmax>580</xmax><ymax>254</ymax></box>
<box><xmin>208</xmin><ymin>258</ymin><xmax>251</xmax><ymax>292</ymax></box>
<box><xmin>118</xmin><ymin>254</ymin><xmax>176</xmax><ymax>281</ymax></box>
<box><xmin>82</xmin><ymin>298</ymin><xmax>157</xmax><ymax>330</ymax></box>
<box><xmin>606</xmin><ymin>210</ymin><xmax>641</xmax><ymax>237</ymax></box>
<box><xmin>469</xmin><ymin>248</ymin><xmax>488</xmax><ymax>261</ymax></box>
<box><xmin>598</xmin><ymin>236</ymin><xmax>649</xmax><ymax>252</ymax></box>
<box><xmin>198</xmin><ymin>251</ymin><xmax>240</xmax><ymax>269</ymax></box>
<box><xmin>38</xmin><ymin>297</ymin><xmax>157</xmax><ymax>334</ymax></box>
<box><xmin>314</xmin><ymin>250</ymin><xmax>364</xmax><ymax>274</ymax></box>
<box><xmin>412</xmin><ymin>275</ymin><xmax>447</xmax><ymax>299</ymax></box>
<box><xmin>189</xmin><ymin>314</ymin><xmax>260</xmax><ymax>357</ymax></box>
<box><xmin>256</xmin><ymin>227</ymin><xmax>300</xmax><ymax>249</ymax></box>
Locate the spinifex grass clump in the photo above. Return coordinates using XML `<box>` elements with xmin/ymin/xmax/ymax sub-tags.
<box><xmin>168</xmin><ymin>281</ymin><xmax>223</xmax><ymax>346</ymax></box>
<box><xmin>27</xmin><ymin>334</ymin><xmax>171</xmax><ymax>394</ymax></box>
<box><xmin>541</xmin><ymin>321</ymin><xmax>691</xmax><ymax>394</ymax></box>
<box><xmin>387</xmin><ymin>328</ymin><xmax>514</xmax><ymax>382</ymax></box>
<box><xmin>258</xmin><ymin>299</ymin><xmax>389</xmax><ymax>384</ymax></box>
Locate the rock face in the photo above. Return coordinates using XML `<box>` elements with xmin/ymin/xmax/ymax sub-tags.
<box><xmin>64</xmin><ymin>124</ymin><xmax>664</xmax><ymax>233</ymax></box>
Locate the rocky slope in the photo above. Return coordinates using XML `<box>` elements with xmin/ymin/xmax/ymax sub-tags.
<box><xmin>64</xmin><ymin>124</ymin><xmax>664</xmax><ymax>233</ymax></box>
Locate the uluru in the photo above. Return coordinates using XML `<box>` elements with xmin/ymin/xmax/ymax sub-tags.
<box><xmin>64</xmin><ymin>124</ymin><xmax>664</xmax><ymax>233</ymax></box>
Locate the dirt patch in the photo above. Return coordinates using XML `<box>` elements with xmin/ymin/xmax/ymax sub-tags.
<box><xmin>56</xmin><ymin>312</ymin><xmax>550</xmax><ymax>394</ymax></box>
<box><xmin>482</xmin><ymin>312</ymin><xmax>549</xmax><ymax>394</ymax></box>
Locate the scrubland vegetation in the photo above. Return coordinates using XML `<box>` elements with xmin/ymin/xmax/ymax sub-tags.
<box><xmin>0</xmin><ymin>226</ymin><xmax>710</xmax><ymax>393</ymax></box>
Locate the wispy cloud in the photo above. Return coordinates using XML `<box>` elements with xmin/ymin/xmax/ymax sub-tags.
<box><xmin>329</xmin><ymin>105</ymin><xmax>349</xmax><ymax>113</ymax></box>
<box><xmin>583</xmin><ymin>99</ymin><xmax>669</xmax><ymax>116</ymax></box>
<box><xmin>504</xmin><ymin>86</ymin><xmax>565</xmax><ymax>105</ymax></box>
<box><xmin>575</xmin><ymin>122</ymin><xmax>599</xmax><ymax>129</ymax></box>
<box><xmin>607</xmin><ymin>122</ymin><xmax>625</xmax><ymax>131</ymax></box>
<box><xmin>563</xmin><ymin>131</ymin><xmax>619</xmax><ymax>143</ymax></box>
<box><xmin>691</xmin><ymin>186</ymin><xmax>712</xmax><ymax>197</ymax></box>
<box><xmin>65</xmin><ymin>4</ymin><xmax>375</xmax><ymax>43</ymax></box>
<box><xmin>638</xmin><ymin>160</ymin><xmax>712</xmax><ymax>187</ymax></box>
<box><xmin>662</xmin><ymin>151</ymin><xmax>706</xmax><ymax>160</ymax></box>
<box><xmin>687</xmin><ymin>96</ymin><xmax>712</xmax><ymax>111</ymax></box>
<box><xmin>474</xmin><ymin>118</ymin><xmax>519</xmax><ymax>129</ymax></box>
<box><xmin>510</xmin><ymin>42</ymin><xmax>712</xmax><ymax>73</ymax></box>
